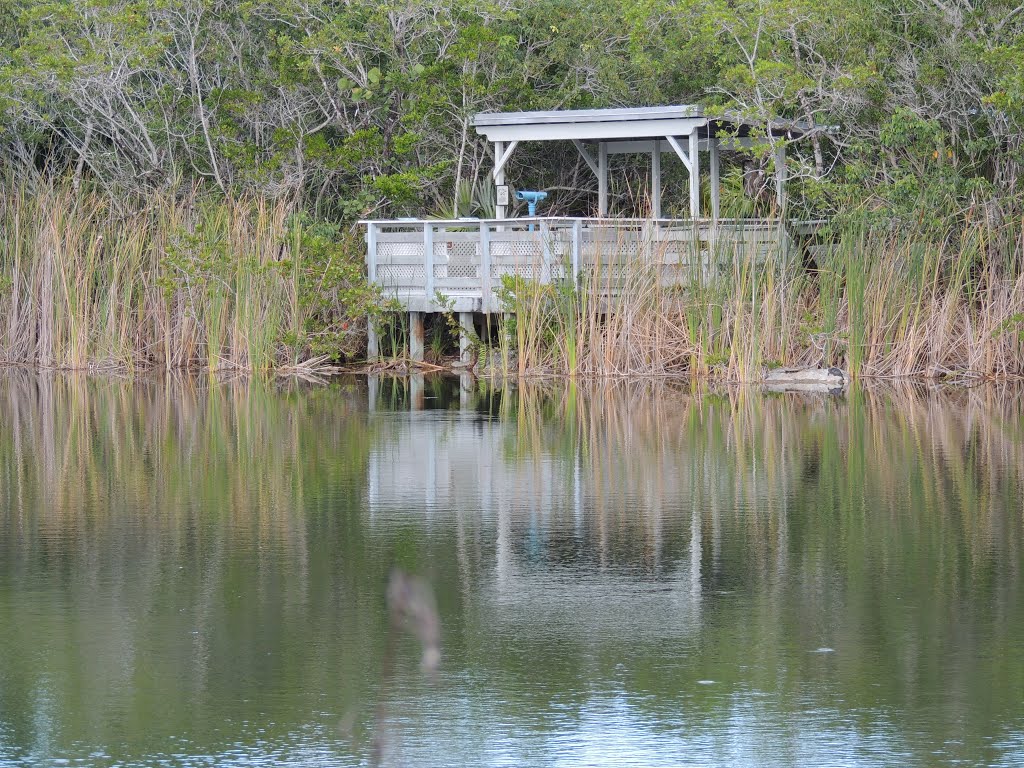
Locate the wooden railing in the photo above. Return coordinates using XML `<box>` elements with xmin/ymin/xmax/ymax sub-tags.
<box><xmin>361</xmin><ymin>217</ymin><xmax>791</xmax><ymax>312</ymax></box>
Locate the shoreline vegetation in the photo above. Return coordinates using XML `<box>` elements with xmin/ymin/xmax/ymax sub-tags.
<box><xmin>2</xmin><ymin>179</ymin><xmax>1023</xmax><ymax>382</ymax></box>
<box><xmin>2</xmin><ymin>0</ymin><xmax>1024</xmax><ymax>382</ymax></box>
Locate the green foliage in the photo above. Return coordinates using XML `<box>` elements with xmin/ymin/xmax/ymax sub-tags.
<box><xmin>434</xmin><ymin>291</ymin><xmax>485</xmax><ymax>363</ymax></box>
<box><xmin>1</xmin><ymin>0</ymin><xmax>1022</xmax><ymax>227</ymax></box>
<box><xmin>993</xmin><ymin>313</ymin><xmax>1024</xmax><ymax>342</ymax></box>
<box><xmin>283</xmin><ymin>214</ymin><xmax>396</xmax><ymax>361</ymax></box>
<box><xmin>3</xmin><ymin>0</ymin><xmax>1024</xmax><ymax>375</ymax></box>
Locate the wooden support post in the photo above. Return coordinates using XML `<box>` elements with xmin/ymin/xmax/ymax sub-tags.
<box><xmin>479</xmin><ymin>221</ymin><xmax>492</xmax><ymax>313</ymax></box>
<box><xmin>368</xmin><ymin>374</ymin><xmax>379</xmax><ymax>413</ymax></box>
<box><xmin>366</xmin><ymin>222</ymin><xmax>377</xmax><ymax>283</ymax></box>
<box><xmin>540</xmin><ymin>219</ymin><xmax>551</xmax><ymax>283</ymax></box>
<box><xmin>690</xmin><ymin>496</ymin><xmax>702</xmax><ymax>600</ymax></box>
<box><xmin>689</xmin><ymin>131</ymin><xmax>700</xmax><ymax>219</ymax></box>
<box><xmin>598</xmin><ymin>142</ymin><xmax>608</xmax><ymax>217</ymax></box>
<box><xmin>572</xmin><ymin>219</ymin><xmax>582</xmax><ymax>284</ymax></box>
<box><xmin>458</xmin><ymin>312</ymin><xmax>474</xmax><ymax>363</ymax></box>
<box><xmin>423</xmin><ymin>223</ymin><xmax>434</xmax><ymax>298</ymax></box>
<box><xmin>409</xmin><ymin>311</ymin><xmax>424</xmax><ymax>362</ymax></box>
<box><xmin>709</xmin><ymin>138</ymin><xmax>721</xmax><ymax>221</ymax></box>
<box><xmin>775</xmin><ymin>142</ymin><xmax>787</xmax><ymax>214</ymax></box>
<box><xmin>410</xmin><ymin>373</ymin><xmax>425</xmax><ymax>411</ymax></box>
<box><xmin>365</xmin><ymin>221</ymin><xmax>380</xmax><ymax>361</ymax></box>
<box><xmin>366</xmin><ymin>316</ymin><xmax>379</xmax><ymax>360</ymax></box>
<box><xmin>494</xmin><ymin>140</ymin><xmax>506</xmax><ymax>219</ymax></box>
<box><xmin>459</xmin><ymin>372</ymin><xmax>473</xmax><ymax>409</ymax></box>
<box><xmin>709</xmin><ymin>137</ymin><xmax>720</xmax><ymax>259</ymax></box>
<box><xmin>651</xmin><ymin>139</ymin><xmax>662</xmax><ymax>219</ymax></box>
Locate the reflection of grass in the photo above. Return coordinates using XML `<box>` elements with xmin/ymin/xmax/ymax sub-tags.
<box><xmin>0</xmin><ymin>372</ymin><xmax>374</xmax><ymax>545</ymax></box>
<box><xmin>503</xmin><ymin>378</ymin><xmax>1024</xmax><ymax>581</ymax></box>
<box><xmin>475</xmin><ymin>379</ymin><xmax>1024</xmax><ymax>757</ymax></box>
<box><xmin>2</xmin><ymin>374</ymin><xmax>1023</xmax><ymax>763</ymax></box>
<box><xmin>0</xmin><ymin>371</ymin><xmax>385</xmax><ymax>758</ymax></box>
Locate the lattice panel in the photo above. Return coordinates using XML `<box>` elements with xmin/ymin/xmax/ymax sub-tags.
<box><xmin>430</xmin><ymin>240</ymin><xmax>481</xmax><ymax>282</ymax></box>
<box><xmin>491</xmin><ymin>241</ymin><xmax>544</xmax><ymax>259</ymax></box>
<box><xmin>378</xmin><ymin>242</ymin><xmax>423</xmax><ymax>259</ymax></box>
<box><xmin>621</xmin><ymin>241</ymin><xmax>643</xmax><ymax>257</ymax></box>
<box><xmin>492</xmin><ymin>263</ymin><xmax>542</xmax><ymax>281</ymax></box>
<box><xmin>584</xmin><ymin>242</ymin><xmax>643</xmax><ymax>261</ymax></box>
<box><xmin>443</xmin><ymin>262</ymin><xmax>479</xmax><ymax>279</ymax></box>
<box><xmin>377</xmin><ymin>264</ymin><xmax>424</xmax><ymax>288</ymax></box>
<box><xmin>444</xmin><ymin>241</ymin><xmax>478</xmax><ymax>260</ymax></box>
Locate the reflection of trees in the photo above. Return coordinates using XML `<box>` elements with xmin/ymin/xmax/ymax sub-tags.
<box><xmin>0</xmin><ymin>372</ymin><xmax>377</xmax><ymax>761</ymax></box>
<box><xmin>2</xmin><ymin>373</ymin><xmax>1023</xmax><ymax>765</ymax></box>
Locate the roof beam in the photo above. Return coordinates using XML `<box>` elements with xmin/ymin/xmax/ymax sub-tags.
<box><xmin>472</xmin><ymin>105</ymin><xmax>812</xmax><ymax>142</ymax></box>
<box><xmin>604</xmin><ymin>137</ymin><xmax>763</xmax><ymax>155</ymax></box>
<box><xmin>474</xmin><ymin>105</ymin><xmax>705</xmax><ymax>127</ymax></box>
<box><xmin>476</xmin><ymin>118</ymin><xmax>706</xmax><ymax>143</ymax></box>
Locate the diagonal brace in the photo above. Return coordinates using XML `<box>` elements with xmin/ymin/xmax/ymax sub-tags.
<box><xmin>492</xmin><ymin>140</ymin><xmax>519</xmax><ymax>180</ymax></box>
<box><xmin>571</xmin><ymin>140</ymin><xmax>600</xmax><ymax>179</ymax></box>
<box><xmin>665</xmin><ymin>135</ymin><xmax>692</xmax><ymax>173</ymax></box>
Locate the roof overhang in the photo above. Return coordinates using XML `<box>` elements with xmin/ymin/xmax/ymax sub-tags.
<box><xmin>472</xmin><ymin>105</ymin><xmax>809</xmax><ymax>145</ymax></box>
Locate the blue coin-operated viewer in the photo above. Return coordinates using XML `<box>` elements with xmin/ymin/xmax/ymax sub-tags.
<box><xmin>515</xmin><ymin>190</ymin><xmax>548</xmax><ymax>231</ymax></box>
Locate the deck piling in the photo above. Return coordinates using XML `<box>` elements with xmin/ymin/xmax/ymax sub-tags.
<box><xmin>409</xmin><ymin>311</ymin><xmax>425</xmax><ymax>362</ymax></box>
<box><xmin>410</xmin><ymin>373</ymin><xmax>425</xmax><ymax>410</ymax></box>
<box><xmin>366</xmin><ymin>317</ymin><xmax>379</xmax><ymax>361</ymax></box>
<box><xmin>458</xmin><ymin>312</ymin><xmax>474</xmax><ymax>363</ymax></box>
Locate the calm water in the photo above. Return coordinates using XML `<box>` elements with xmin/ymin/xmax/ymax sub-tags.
<box><xmin>1</xmin><ymin>374</ymin><xmax>1023</xmax><ymax>767</ymax></box>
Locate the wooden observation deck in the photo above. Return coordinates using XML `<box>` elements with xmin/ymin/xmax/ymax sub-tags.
<box><xmin>363</xmin><ymin>105</ymin><xmax>812</xmax><ymax>361</ymax></box>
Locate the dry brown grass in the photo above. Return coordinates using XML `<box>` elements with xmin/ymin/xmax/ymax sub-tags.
<box><xmin>0</xmin><ymin>178</ymin><xmax>295</xmax><ymax>372</ymax></box>
<box><xmin>4</xmin><ymin>178</ymin><xmax>1023</xmax><ymax>380</ymax></box>
<box><xmin>493</xmin><ymin>218</ymin><xmax>1024</xmax><ymax>381</ymax></box>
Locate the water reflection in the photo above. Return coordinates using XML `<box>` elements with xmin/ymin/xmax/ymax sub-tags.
<box><xmin>1</xmin><ymin>372</ymin><xmax>1023</xmax><ymax>767</ymax></box>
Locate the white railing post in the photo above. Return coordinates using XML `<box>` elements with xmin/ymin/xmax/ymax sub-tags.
<box><xmin>423</xmin><ymin>222</ymin><xmax>434</xmax><ymax>298</ymax></box>
<box><xmin>366</xmin><ymin>222</ymin><xmax>377</xmax><ymax>284</ymax></box>
<box><xmin>540</xmin><ymin>219</ymin><xmax>551</xmax><ymax>284</ymax></box>
<box><xmin>480</xmin><ymin>221</ymin><xmax>492</xmax><ymax>312</ymax></box>
<box><xmin>366</xmin><ymin>222</ymin><xmax>380</xmax><ymax>362</ymax></box>
<box><xmin>572</xmin><ymin>219</ymin><xmax>581</xmax><ymax>285</ymax></box>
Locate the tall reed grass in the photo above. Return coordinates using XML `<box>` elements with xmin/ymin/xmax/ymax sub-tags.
<box><xmin>4</xmin><ymin>175</ymin><xmax>1023</xmax><ymax>379</ymax></box>
<box><xmin>492</xmin><ymin>214</ymin><xmax>1024</xmax><ymax>380</ymax></box>
<box><xmin>0</xmin><ymin>177</ymin><xmax>305</xmax><ymax>371</ymax></box>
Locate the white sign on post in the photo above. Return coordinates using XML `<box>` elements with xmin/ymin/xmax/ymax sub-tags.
<box><xmin>496</xmin><ymin>185</ymin><xmax>509</xmax><ymax>206</ymax></box>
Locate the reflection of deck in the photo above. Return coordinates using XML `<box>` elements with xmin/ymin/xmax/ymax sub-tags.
<box><xmin>365</xmin><ymin>379</ymin><xmax>704</xmax><ymax>637</ymax></box>
<box><xmin>364</xmin><ymin>217</ymin><xmax>792</xmax><ymax>313</ymax></box>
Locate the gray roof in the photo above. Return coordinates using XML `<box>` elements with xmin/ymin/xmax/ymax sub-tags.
<box><xmin>473</xmin><ymin>105</ymin><xmax>705</xmax><ymax>127</ymax></box>
<box><xmin>472</xmin><ymin>104</ymin><xmax>809</xmax><ymax>143</ymax></box>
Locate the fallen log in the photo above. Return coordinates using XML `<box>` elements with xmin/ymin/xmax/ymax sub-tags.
<box><xmin>764</xmin><ymin>367</ymin><xmax>847</xmax><ymax>392</ymax></box>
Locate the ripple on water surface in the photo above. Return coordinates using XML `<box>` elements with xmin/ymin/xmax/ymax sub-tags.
<box><xmin>0</xmin><ymin>374</ymin><xmax>1022</xmax><ymax>767</ymax></box>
